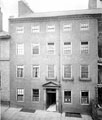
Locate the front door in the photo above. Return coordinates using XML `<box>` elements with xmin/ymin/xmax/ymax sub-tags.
<box><xmin>46</xmin><ymin>89</ymin><xmax>56</xmax><ymax>109</ymax></box>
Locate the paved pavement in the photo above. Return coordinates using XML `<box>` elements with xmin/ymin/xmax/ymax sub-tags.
<box><xmin>1</xmin><ymin>105</ymin><xmax>93</xmax><ymax>120</ymax></box>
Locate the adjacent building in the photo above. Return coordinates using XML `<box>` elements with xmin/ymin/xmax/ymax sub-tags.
<box><xmin>0</xmin><ymin>8</ymin><xmax>10</xmax><ymax>103</ymax></box>
<box><xmin>9</xmin><ymin>0</ymin><xmax>102</xmax><ymax>114</ymax></box>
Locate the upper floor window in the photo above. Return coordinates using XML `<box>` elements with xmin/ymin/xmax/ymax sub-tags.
<box><xmin>17</xmin><ymin>88</ymin><xmax>24</xmax><ymax>102</ymax></box>
<box><xmin>81</xmin><ymin>91</ymin><xmax>89</xmax><ymax>105</ymax></box>
<box><xmin>47</xmin><ymin>43</ymin><xmax>55</xmax><ymax>55</ymax></box>
<box><xmin>63</xmin><ymin>24</ymin><xmax>72</xmax><ymax>31</ymax></box>
<box><xmin>47</xmin><ymin>25</ymin><xmax>55</xmax><ymax>32</ymax></box>
<box><xmin>32</xmin><ymin>44</ymin><xmax>40</xmax><ymax>55</ymax></box>
<box><xmin>80</xmin><ymin>23</ymin><xmax>89</xmax><ymax>31</ymax></box>
<box><xmin>63</xmin><ymin>64</ymin><xmax>72</xmax><ymax>79</ymax></box>
<box><xmin>80</xmin><ymin>65</ymin><xmax>89</xmax><ymax>79</ymax></box>
<box><xmin>80</xmin><ymin>41</ymin><xmax>89</xmax><ymax>54</ymax></box>
<box><xmin>63</xmin><ymin>42</ymin><xmax>72</xmax><ymax>55</ymax></box>
<box><xmin>16</xmin><ymin>27</ymin><xmax>24</xmax><ymax>33</ymax></box>
<box><xmin>64</xmin><ymin>90</ymin><xmax>71</xmax><ymax>103</ymax></box>
<box><xmin>32</xmin><ymin>89</ymin><xmax>39</xmax><ymax>102</ymax></box>
<box><xmin>16</xmin><ymin>65</ymin><xmax>24</xmax><ymax>78</ymax></box>
<box><xmin>16</xmin><ymin>44</ymin><xmax>24</xmax><ymax>55</ymax></box>
<box><xmin>32</xmin><ymin>65</ymin><xmax>40</xmax><ymax>78</ymax></box>
<box><xmin>31</xmin><ymin>26</ymin><xmax>40</xmax><ymax>33</ymax></box>
<box><xmin>48</xmin><ymin>65</ymin><xmax>55</xmax><ymax>78</ymax></box>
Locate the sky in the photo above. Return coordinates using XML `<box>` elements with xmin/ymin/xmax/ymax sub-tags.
<box><xmin>0</xmin><ymin>0</ymin><xmax>89</xmax><ymax>31</ymax></box>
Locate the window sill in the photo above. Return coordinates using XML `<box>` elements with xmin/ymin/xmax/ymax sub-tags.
<box><xmin>46</xmin><ymin>77</ymin><xmax>57</xmax><ymax>81</ymax></box>
<box><xmin>79</xmin><ymin>77</ymin><xmax>91</xmax><ymax>81</ymax></box>
<box><xmin>62</xmin><ymin>77</ymin><xmax>74</xmax><ymax>81</ymax></box>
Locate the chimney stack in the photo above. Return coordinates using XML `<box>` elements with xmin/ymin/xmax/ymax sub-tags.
<box><xmin>0</xmin><ymin>8</ymin><xmax>2</xmax><ymax>32</ymax></box>
<box><xmin>18</xmin><ymin>0</ymin><xmax>33</xmax><ymax>17</ymax></box>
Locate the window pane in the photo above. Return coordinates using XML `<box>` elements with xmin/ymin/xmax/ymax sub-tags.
<box><xmin>81</xmin><ymin>65</ymin><xmax>89</xmax><ymax>79</ymax></box>
<box><xmin>81</xmin><ymin>42</ymin><xmax>88</xmax><ymax>54</ymax></box>
<box><xmin>80</xmin><ymin>23</ymin><xmax>89</xmax><ymax>31</ymax></box>
<box><xmin>17</xmin><ymin>65</ymin><xmax>24</xmax><ymax>78</ymax></box>
<box><xmin>17</xmin><ymin>89</ymin><xmax>24</xmax><ymax>101</ymax></box>
<box><xmin>64</xmin><ymin>65</ymin><xmax>71</xmax><ymax>78</ymax></box>
<box><xmin>81</xmin><ymin>91</ymin><xmax>89</xmax><ymax>104</ymax></box>
<box><xmin>47</xmin><ymin>43</ymin><xmax>55</xmax><ymax>55</ymax></box>
<box><xmin>47</xmin><ymin>25</ymin><xmax>55</xmax><ymax>32</ymax></box>
<box><xmin>63</xmin><ymin>24</ymin><xmax>72</xmax><ymax>31</ymax></box>
<box><xmin>17</xmin><ymin>44</ymin><xmax>24</xmax><ymax>55</ymax></box>
<box><xmin>16</xmin><ymin>27</ymin><xmax>24</xmax><ymax>33</ymax></box>
<box><xmin>32</xmin><ymin>65</ymin><xmax>39</xmax><ymax>78</ymax></box>
<box><xmin>32</xmin><ymin>44</ymin><xmax>39</xmax><ymax>55</ymax></box>
<box><xmin>31</xmin><ymin>26</ymin><xmax>40</xmax><ymax>33</ymax></box>
<box><xmin>32</xmin><ymin>89</ymin><xmax>39</xmax><ymax>102</ymax></box>
<box><xmin>64</xmin><ymin>91</ymin><xmax>71</xmax><ymax>103</ymax></box>
<box><xmin>48</xmin><ymin>65</ymin><xmax>54</xmax><ymax>78</ymax></box>
<box><xmin>64</xmin><ymin>42</ymin><xmax>71</xmax><ymax>55</ymax></box>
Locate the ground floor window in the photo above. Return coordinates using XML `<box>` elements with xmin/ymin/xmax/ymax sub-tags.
<box><xmin>64</xmin><ymin>90</ymin><xmax>71</xmax><ymax>103</ymax></box>
<box><xmin>32</xmin><ymin>89</ymin><xmax>39</xmax><ymax>102</ymax></box>
<box><xmin>17</xmin><ymin>88</ymin><xmax>24</xmax><ymax>102</ymax></box>
<box><xmin>81</xmin><ymin>91</ymin><xmax>89</xmax><ymax>105</ymax></box>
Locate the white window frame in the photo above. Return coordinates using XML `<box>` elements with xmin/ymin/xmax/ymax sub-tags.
<box><xmin>80</xmin><ymin>65</ymin><xmax>90</xmax><ymax>80</ymax></box>
<box><xmin>16</xmin><ymin>65</ymin><xmax>24</xmax><ymax>78</ymax></box>
<box><xmin>63</xmin><ymin>90</ymin><xmax>72</xmax><ymax>104</ymax></box>
<box><xmin>63</xmin><ymin>42</ymin><xmax>72</xmax><ymax>55</ymax></box>
<box><xmin>47</xmin><ymin>42</ymin><xmax>55</xmax><ymax>55</ymax></box>
<box><xmin>16</xmin><ymin>44</ymin><xmax>24</xmax><ymax>55</ymax></box>
<box><xmin>31</xmin><ymin>25</ymin><xmax>40</xmax><ymax>33</ymax></box>
<box><xmin>32</xmin><ymin>44</ymin><xmax>40</xmax><ymax>55</ymax></box>
<box><xmin>80</xmin><ymin>23</ymin><xmax>89</xmax><ymax>31</ymax></box>
<box><xmin>32</xmin><ymin>65</ymin><xmax>40</xmax><ymax>78</ymax></box>
<box><xmin>63</xmin><ymin>64</ymin><xmax>72</xmax><ymax>79</ymax></box>
<box><xmin>47</xmin><ymin>25</ymin><xmax>55</xmax><ymax>32</ymax></box>
<box><xmin>16</xmin><ymin>88</ymin><xmax>24</xmax><ymax>102</ymax></box>
<box><xmin>47</xmin><ymin>65</ymin><xmax>56</xmax><ymax>79</ymax></box>
<box><xmin>80</xmin><ymin>90</ymin><xmax>90</xmax><ymax>105</ymax></box>
<box><xmin>16</xmin><ymin>27</ymin><xmax>24</xmax><ymax>33</ymax></box>
<box><xmin>63</xmin><ymin>24</ymin><xmax>72</xmax><ymax>31</ymax></box>
<box><xmin>80</xmin><ymin>41</ymin><xmax>89</xmax><ymax>54</ymax></box>
<box><xmin>31</xmin><ymin>89</ymin><xmax>40</xmax><ymax>103</ymax></box>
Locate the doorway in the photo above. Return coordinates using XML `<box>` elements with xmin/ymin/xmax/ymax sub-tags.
<box><xmin>46</xmin><ymin>89</ymin><xmax>56</xmax><ymax>111</ymax></box>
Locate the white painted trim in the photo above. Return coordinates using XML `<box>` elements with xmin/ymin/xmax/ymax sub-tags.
<box><xmin>80</xmin><ymin>64</ymin><xmax>90</xmax><ymax>80</ymax></box>
<box><xmin>16</xmin><ymin>88</ymin><xmax>24</xmax><ymax>102</ymax></box>
<box><xmin>80</xmin><ymin>41</ymin><xmax>89</xmax><ymax>54</ymax></box>
<box><xmin>31</xmin><ymin>64</ymin><xmax>40</xmax><ymax>79</ymax></box>
<box><xmin>16</xmin><ymin>65</ymin><xmax>24</xmax><ymax>78</ymax></box>
<box><xmin>63</xmin><ymin>23</ymin><xmax>72</xmax><ymax>32</ymax></box>
<box><xmin>80</xmin><ymin>90</ymin><xmax>90</xmax><ymax>105</ymax></box>
<box><xmin>46</xmin><ymin>24</ymin><xmax>55</xmax><ymax>32</ymax></box>
<box><xmin>47</xmin><ymin>42</ymin><xmax>55</xmax><ymax>55</ymax></box>
<box><xmin>16</xmin><ymin>43</ymin><xmax>24</xmax><ymax>55</ymax></box>
<box><xmin>16</xmin><ymin>27</ymin><xmax>24</xmax><ymax>33</ymax></box>
<box><xmin>63</xmin><ymin>42</ymin><xmax>72</xmax><ymax>55</ymax></box>
<box><xmin>63</xmin><ymin>64</ymin><xmax>72</xmax><ymax>79</ymax></box>
<box><xmin>47</xmin><ymin>64</ymin><xmax>56</xmax><ymax>79</ymax></box>
<box><xmin>31</xmin><ymin>89</ymin><xmax>40</xmax><ymax>103</ymax></box>
<box><xmin>31</xmin><ymin>43</ymin><xmax>40</xmax><ymax>55</ymax></box>
<box><xmin>63</xmin><ymin>90</ymin><xmax>72</xmax><ymax>104</ymax></box>
<box><xmin>31</xmin><ymin>25</ymin><xmax>40</xmax><ymax>33</ymax></box>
